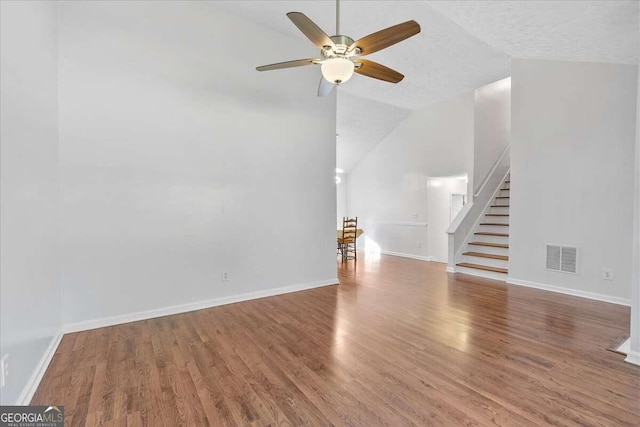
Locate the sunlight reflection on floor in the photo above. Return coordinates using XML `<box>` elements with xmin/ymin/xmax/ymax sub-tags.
<box><xmin>364</xmin><ymin>236</ymin><xmax>381</xmax><ymax>260</ymax></box>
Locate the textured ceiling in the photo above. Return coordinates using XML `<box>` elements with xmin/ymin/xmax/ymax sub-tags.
<box><xmin>428</xmin><ymin>1</ymin><xmax>640</xmax><ymax>65</ymax></box>
<box><xmin>216</xmin><ymin>1</ymin><xmax>639</xmax><ymax>171</ymax></box>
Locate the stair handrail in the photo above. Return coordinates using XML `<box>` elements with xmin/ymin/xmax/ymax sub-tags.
<box><xmin>474</xmin><ymin>143</ymin><xmax>511</xmax><ymax>198</ymax></box>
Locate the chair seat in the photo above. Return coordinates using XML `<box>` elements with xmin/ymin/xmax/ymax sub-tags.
<box><xmin>337</xmin><ymin>237</ymin><xmax>355</xmax><ymax>244</ymax></box>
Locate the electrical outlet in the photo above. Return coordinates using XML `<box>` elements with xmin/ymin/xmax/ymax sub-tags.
<box><xmin>222</xmin><ymin>271</ymin><xmax>230</xmax><ymax>281</ymax></box>
<box><xmin>1</xmin><ymin>354</ymin><xmax>8</xmax><ymax>388</ymax></box>
<box><xmin>603</xmin><ymin>268</ymin><xmax>614</xmax><ymax>281</ymax></box>
<box><xmin>416</xmin><ymin>241</ymin><xmax>422</xmax><ymax>248</ymax></box>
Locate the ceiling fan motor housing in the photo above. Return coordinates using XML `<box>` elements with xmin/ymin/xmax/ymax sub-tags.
<box><xmin>323</xmin><ymin>35</ymin><xmax>357</xmax><ymax>57</ymax></box>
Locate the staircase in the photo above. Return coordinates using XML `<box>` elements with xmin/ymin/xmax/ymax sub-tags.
<box><xmin>455</xmin><ymin>175</ymin><xmax>510</xmax><ymax>280</ymax></box>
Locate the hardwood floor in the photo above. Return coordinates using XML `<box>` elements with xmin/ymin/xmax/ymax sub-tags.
<box><xmin>33</xmin><ymin>254</ymin><xmax>639</xmax><ymax>426</ymax></box>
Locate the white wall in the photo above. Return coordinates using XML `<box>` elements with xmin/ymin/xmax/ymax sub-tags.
<box><xmin>510</xmin><ymin>59</ymin><xmax>638</xmax><ymax>303</ymax></box>
<box><xmin>0</xmin><ymin>1</ymin><xmax>61</xmax><ymax>404</ymax></box>
<box><xmin>57</xmin><ymin>2</ymin><xmax>337</xmax><ymax>326</ymax></box>
<box><xmin>337</xmin><ymin>172</ymin><xmax>349</xmax><ymax>227</ymax></box>
<box><xmin>630</xmin><ymin>52</ymin><xmax>640</xmax><ymax>361</ymax></box>
<box><xmin>347</xmin><ymin>93</ymin><xmax>474</xmax><ymax>260</ymax></box>
<box><xmin>427</xmin><ymin>177</ymin><xmax>467</xmax><ymax>262</ymax></box>
<box><xmin>473</xmin><ymin>78</ymin><xmax>511</xmax><ymax>195</ymax></box>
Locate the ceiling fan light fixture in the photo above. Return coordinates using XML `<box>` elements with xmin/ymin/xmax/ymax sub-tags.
<box><xmin>321</xmin><ymin>57</ymin><xmax>354</xmax><ymax>85</ymax></box>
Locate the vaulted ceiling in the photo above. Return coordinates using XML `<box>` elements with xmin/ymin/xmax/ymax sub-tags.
<box><xmin>218</xmin><ymin>1</ymin><xmax>639</xmax><ymax>171</ymax></box>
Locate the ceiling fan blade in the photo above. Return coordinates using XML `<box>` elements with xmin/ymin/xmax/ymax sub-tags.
<box><xmin>256</xmin><ymin>58</ymin><xmax>320</xmax><ymax>72</ymax></box>
<box><xmin>349</xmin><ymin>20</ymin><xmax>420</xmax><ymax>56</ymax></box>
<box><xmin>287</xmin><ymin>12</ymin><xmax>336</xmax><ymax>50</ymax></box>
<box><xmin>317</xmin><ymin>76</ymin><xmax>335</xmax><ymax>97</ymax></box>
<box><xmin>354</xmin><ymin>59</ymin><xmax>404</xmax><ymax>83</ymax></box>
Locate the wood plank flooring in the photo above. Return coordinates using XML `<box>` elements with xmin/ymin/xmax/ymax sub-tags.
<box><xmin>33</xmin><ymin>254</ymin><xmax>639</xmax><ymax>426</ymax></box>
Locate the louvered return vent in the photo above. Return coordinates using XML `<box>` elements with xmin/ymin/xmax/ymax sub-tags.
<box><xmin>546</xmin><ymin>244</ymin><xmax>578</xmax><ymax>274</ymax></box>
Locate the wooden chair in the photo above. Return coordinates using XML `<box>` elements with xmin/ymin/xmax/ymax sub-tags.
<box><xmin>338</xmin><ymin>217</ymin><xmax>357</xmax><ymax>261</ymax></box>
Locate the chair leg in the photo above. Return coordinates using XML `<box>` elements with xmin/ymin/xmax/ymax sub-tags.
<box><xmin>338</xmin><ymin>243</ymin><xmax>346</xmax><ymax>261</ymax></box>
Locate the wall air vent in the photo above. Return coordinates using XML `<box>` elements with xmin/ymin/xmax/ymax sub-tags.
<box><xmin>546</xmin><ymin>244</ymin><xmax>578</xmax><ymax>274</ymax></box>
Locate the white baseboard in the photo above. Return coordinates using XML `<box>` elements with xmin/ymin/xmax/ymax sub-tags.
<box><xmin>380</xmin><ymin>251</ymin><xmax>433</xmax><ymax>262</ymax></box>
<box><xmin>445</xmin><ymin>267</ymin><xmax>455</xmax><ymax>273</ymax></box>
<box><xmin>608</xmin><ymin>338</ymin><xmax>640</xmax><ymax>367</ymax></box>
<box><xmin>64</xmin><ymin>278</ymin><xmax>338</xmax><ymax>333</ymax></box>
<box><xmin>625</xmin><ymin>350</ymin><xmax>640</xmax><ymax>366</ymax></box>
<box><xmin>16</xmin><ymin>331</ymin><xmax>64</xmax><ymax>405</ymax></box>
<box><xmin>617</xmin><ymin>338</ymin><xmax>630</xmax><ymax>354</ymax></box>
<box><xmin>506</xmin><ymin>277</ymin><xmax>631</xmax><ymax>306</ymax></box>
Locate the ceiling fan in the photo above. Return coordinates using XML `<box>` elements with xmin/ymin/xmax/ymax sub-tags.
<box><xmin>256</xmin><ymin>0</ymin><xmax>421</xmax><ymax>96</ymax></box>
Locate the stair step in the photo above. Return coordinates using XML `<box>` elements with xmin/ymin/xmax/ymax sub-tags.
<box><xmin>469</xmin><ymin>241</ymin><xmax>509</xmax><ymax>248</ymax></box>
<box><xmin>500</xmin><ymin>188</ymin><xmax>510</xmax><ymax>191</ymax></box>
<box><xmin>475</xmin><ymin>232</ymin><xmax>509</xmax><ymax>237</ymax></box>
<box><xmin>496</xmin><ymin>196</ymin><xmax>510</xmax><ymax>199</ymax></box>
<box><xmin>456</xmin><ymin>262</ymin><xmax>508</xmax><ymax>274</ymax></box>
<box><xmin>491</xmin><ymin>205</ymin><xmax>510</xmax><ymax>208</ymax></box>
<box><xmin>505</xmin><ymin>180</ymin><xmax>511</xmax><ymax>183</ymax></box>
<box><xmin>485</xmin><ymin>213</ymin><xmax>509</xmax><ymax>217</ymax></box>
<box><xmin>462</xmin><ymin>252</ymin><xmax>509</xmax><ymax>261</ymax></box>
<box><xmin>480</xmin><ymin>223</ymin><xmax>509</xmax><ymax>226</ymax></box>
